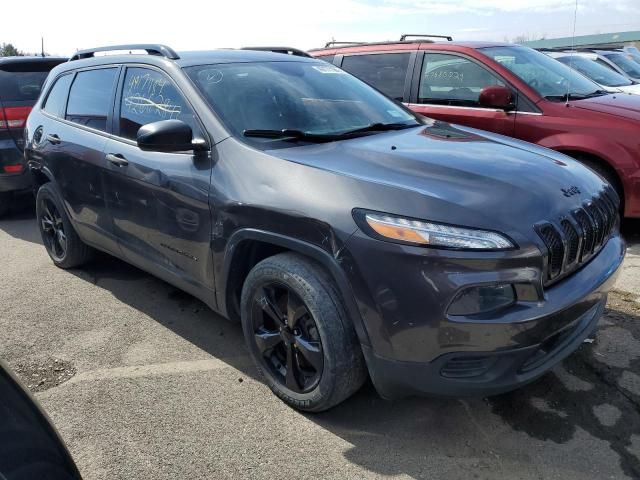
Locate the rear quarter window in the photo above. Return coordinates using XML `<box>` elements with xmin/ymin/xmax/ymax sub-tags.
<box><xmin>42</xmin><ymin>74</ymin><xmax>74</xmax><ymax>118</ymax></box>
<box><xmin>340</xmin><ymin>53</ymin><xmax>411</xmax><ymax>101</ymax></box>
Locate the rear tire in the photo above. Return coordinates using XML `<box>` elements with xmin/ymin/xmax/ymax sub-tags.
<box><xmin>36</xmin><ymin>183</ymin><xmax>93</xmax><ymax>268</ymax></box>
<box><xmin>241</xmin><ymin>252</ymin><xmax>367</xmax><ymax>412</ymax></box>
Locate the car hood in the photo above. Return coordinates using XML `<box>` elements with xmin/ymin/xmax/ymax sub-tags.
<box><xmin>269</xmin><ymin>122</ymin><xmax>608</xmax><ymax>236</ymax></box>
<box><xmin>570</xmin><ymin>92</ymin><xmax>640</xmax><ymax>121</ymax></box>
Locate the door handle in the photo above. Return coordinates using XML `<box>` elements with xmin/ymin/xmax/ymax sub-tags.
<box><xmin>106</xmin><ymin>153</ymin><xmax>129</xmax><ymax>167</ymax></box>
<box><xmin>46</xmin><ymin>134</ymin><xmax>61</xmax><ymax>145</ymax></box>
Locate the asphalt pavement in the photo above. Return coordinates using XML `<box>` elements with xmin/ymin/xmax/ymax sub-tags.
<box><xmin>1</xmin><ymin>205</ymin><xmax>639</xmax><ymax>480</ymax></box>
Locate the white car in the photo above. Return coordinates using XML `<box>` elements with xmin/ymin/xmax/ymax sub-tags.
<box><xmin>545</xmin><ymin>51</ymin><xmax>640</xmax><ymax>95</ymax></box>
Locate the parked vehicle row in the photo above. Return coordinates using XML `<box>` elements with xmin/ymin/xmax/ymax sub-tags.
<box><xmin>544</xmin><ymin>51</ymin><xmax>640</xmax><ymax>94</ymax></box>
<box><xmin>0</xmin><ymin>56</ymin><xmax>66</xmax><ymax>217</ymax></box>
<box><xmin>21</xmin><ymin>43</ymin><xmax>624</xmax><ymax>411</ymax></box>
<box><xmin>309</xmin><ymin>37</ymin><xmax>640</xmax><ymax>218</ymax></box>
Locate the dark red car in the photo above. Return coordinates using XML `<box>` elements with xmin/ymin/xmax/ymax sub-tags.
<box><xmin>310</xmin><ymin>39</ymin><xmax>640</xmax><ymax>218</ymax></box>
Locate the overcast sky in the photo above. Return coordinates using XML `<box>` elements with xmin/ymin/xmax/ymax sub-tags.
<box><xmin>3</xmin><ymin>0</ymin><xmax>639</xmax><ymax>56</ymax></box>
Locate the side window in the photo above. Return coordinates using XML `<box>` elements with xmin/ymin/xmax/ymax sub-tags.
<box><xmin>42</xmin><ymin>74</ymin><xmax>73</xmax><ymax>118</ymax></box>
<box><xmin>595</xmin><ymin>58</ymin><xmax>617</xmax><ymax>71</ymax></box>
<box><xmin>419</xmin><ymin>53</ymin><xmax>505</xmax><ymax>107</ymax></box>
<box><xmin>119</xmin><ymin>67</ymin><xmax>200</xmax><ymax>141</ymax></box>
<box><xmin>340</xmin><ymin>53</ymin><xmax>411</xmax><ymax>101</ymax></box>
<box><xmin>66</xmin><ymin>68</ymin><xmax>118</xmax><ymax>132</ymax></box>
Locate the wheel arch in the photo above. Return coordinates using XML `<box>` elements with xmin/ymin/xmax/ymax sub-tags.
<box><xmin>557</xmin><ymin>149</ymin><xmax>625</xmax><ymax>205</ymax></box>
<box><xmin>219</xmin><ymin>229</ymin><xmax>371</xmax><ymax>347</ymax></box>
<box><xmin>29</xmin><ymin>164</ymin><xmax>55</xmax><ymax>191</ymax></box>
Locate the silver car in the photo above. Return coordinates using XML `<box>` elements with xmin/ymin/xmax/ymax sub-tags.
<box><xmin>545</xmin><ymin>51</ymin><xmax>640</xmax><ymax>95</ymax></box>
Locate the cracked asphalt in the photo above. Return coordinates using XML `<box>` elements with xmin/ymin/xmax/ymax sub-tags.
<box><xmin>1</xmin><ymin>204</ymin><xmax>639</xmax><ymax>480</ymax></box>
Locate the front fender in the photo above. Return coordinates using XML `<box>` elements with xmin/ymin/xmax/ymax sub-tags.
<box><xmin>219</xmin><ymin>228</ymin><xmax>372</xmax><ymax>348</ymax></box>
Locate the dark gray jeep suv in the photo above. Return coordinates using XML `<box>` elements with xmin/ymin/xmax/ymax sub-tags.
<box><xmin>25</xmin><ymin>44</ymin><xmax>625</xmax><ymax>411</ymax></box>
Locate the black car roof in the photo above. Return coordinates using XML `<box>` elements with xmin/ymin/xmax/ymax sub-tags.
<box><xmin>0</xmin><ymin>56</ymin><xmax>67</xmax><ymax>70</ymax></box>
<box><xmin>0</xmin><ymin>56</ymin><xmax>67</xmax><ymax>64</ymax></box>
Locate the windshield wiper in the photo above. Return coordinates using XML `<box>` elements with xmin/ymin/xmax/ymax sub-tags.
<box><xmin>243</xmin><ymin>129</ymin><xmax>337</xmax><ymax>142</ymax></box>
<box><xmin>243</xmin><ymin>123</ymin><xmax>417</xmax><ymax>142</ymax></box>
<box><xmin>544</xmin><ymin>90</ymin><xmax>609</xmax><ymax>101</ymax></box>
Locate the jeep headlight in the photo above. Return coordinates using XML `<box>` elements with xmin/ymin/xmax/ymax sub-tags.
<box><xmin>357</xmin><ymin>211</ymin><xmax>514</xmax><ymax>250</ymax></box>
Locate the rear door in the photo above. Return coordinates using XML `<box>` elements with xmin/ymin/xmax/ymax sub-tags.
<box><xmin>37</xmin><ymin>67</ymin><xmax>120</xmax><ymax>252</ymax></box>
<box><xmin>0</xmin><ymin>60</ymin><xmax>62</xmax><ymax>175</ymax></box>
<box><xmin>406</xmin><ymin>52</ymin><xmax>516</xmax><ymax>136</ymax></box>
<box><xmin>102</xmin><ymin>65</ymin><xmax>213</xmax><ymax>296</ymax></box>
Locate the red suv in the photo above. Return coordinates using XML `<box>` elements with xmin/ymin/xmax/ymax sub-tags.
<box><xmin>310</xmin><ymin>38</ymin><xmax>640</xmax><ymax>218</ymax></box>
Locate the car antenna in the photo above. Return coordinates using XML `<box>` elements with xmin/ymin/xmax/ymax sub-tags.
<box><xmin>41</xmin><ymin>37</ymin><xmax>45</xmax><ymax>57</ymax></box>
<box><xmin>566</xmin><ymin>0</ymin><xmax>579</xmax><ymax>107</ymax></box>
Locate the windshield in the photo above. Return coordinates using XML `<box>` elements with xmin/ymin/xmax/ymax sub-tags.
<box><xmin>555</xmin><ymin>55</ymin><xmax>632</xmax><ymax>87</ymax></box>
<box><xmin>625</xmin><ymin>50</ymin><xmax>640</xmax><ymax>64</ymax></box>
<box><xmin>186</xmin><ymin>61</ymin><xmax>418</xmax><ymax>148</ymax></box>
<box><xmin>481</xmin><ymin>46</ymin><xmax>602</xmax><ymax>100</ymax></box>
<box><xmin>603</xmin><ymin>53</ymin><xmax>640</xmax><ymax>78</ymax></box>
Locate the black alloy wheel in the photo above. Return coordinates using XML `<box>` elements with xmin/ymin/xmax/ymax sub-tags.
<box><xmin>251</xmin><ymin>283</ymin><xmax>324</xmax><ymax>393</ymax></box>
<box><xmin>40</xmin><ymin>199</ymin><xmax>67</xmax><ymax>261</ymax></box>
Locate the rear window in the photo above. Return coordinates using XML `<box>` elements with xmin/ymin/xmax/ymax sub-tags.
<box><xmin>66</xmin><ymin>68</ymin><xmax>118</xmax><ymax>132</ymax></box>
<box><xmin>340</xmin><ymin>53</ymin><xmax>411</xmax><ymax>101</ymax></box>
<box><xmin>0</xmin><ymin>70</ymin><xmax>50</xmax><ymax>102</ymax></box>
<box><xmin>0</xmin><ymin>60</ymin><xmax>64</xmax><ymax>102</ymax></box>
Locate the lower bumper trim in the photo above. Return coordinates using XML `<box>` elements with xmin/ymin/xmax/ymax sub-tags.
<box><xmin>363</xmin><ymin>297</ymin><xmax>605</xmax><ymax>400</ymax></box>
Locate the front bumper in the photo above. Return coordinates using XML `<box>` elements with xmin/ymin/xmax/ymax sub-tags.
<box><xmin>363</xmin><ymin>297</ymin><xmax>604</xmax><ymax>399</ymax></box>
<box><xmin>343</xmin><ymin>231</ymin><xmax>624</xmax><ymax>399</ymax></box>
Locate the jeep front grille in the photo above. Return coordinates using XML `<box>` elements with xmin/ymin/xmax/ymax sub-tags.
<box><xmin>536</xmin><ymin>187</ymin><xmax>619</xmax><ymax>286</ymax></box>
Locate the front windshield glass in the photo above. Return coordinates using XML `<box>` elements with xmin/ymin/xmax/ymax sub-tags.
<box><xmin>556</xmin><ymin>55</ymin><xmax>632</xmax><ymax>87</ymax></box>
<box><xmin>603</xmin><ymin>53</ymin><xmax>640</xmax><ymax>78</ymax></box>
<box><xmin>185</xmin><ymin>61</ymin><xmax>418</xmax><ymax>148</ymax></box>
<box><xmin>481</xmin><ymin>46</ymin><xmax>602</xmax><ymax>100</ymax></box>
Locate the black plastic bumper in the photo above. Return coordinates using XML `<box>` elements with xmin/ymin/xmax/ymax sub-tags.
<box><xmin>363</xmin><ymin>297</ymin><xmax>605</xmax><ymax>400</ymax></box>
<box><xmin>0</xmin><ymin>170</ymin><xmax>31</xmax><ymax>194</ymax></box>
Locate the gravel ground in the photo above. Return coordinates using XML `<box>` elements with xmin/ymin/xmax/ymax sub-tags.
<box><xmin>1</xmin><ymin>204</ymin><xmax>639</xmax><ymax>480</ymax></box>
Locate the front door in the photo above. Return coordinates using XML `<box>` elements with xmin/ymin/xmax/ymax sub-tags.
<box><xmin>103</xmin><ymin>66</ymin><xmax>214</xmax><ymax>296</ymax></box>
<box><xmin>407</xmin><ymin>52</ymin><xmax>516</xmax><ymax>136</ymax></box>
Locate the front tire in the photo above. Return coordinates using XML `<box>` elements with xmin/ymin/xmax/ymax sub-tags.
<box><xmin>241</xmin><ymin>252</ymin><xmax>367</xmax><ymax>412</ymax></box>
<box><xmin>36</xmin><ymin>183</ymin><xmax>93</xmax><ymax>268</ymax></box>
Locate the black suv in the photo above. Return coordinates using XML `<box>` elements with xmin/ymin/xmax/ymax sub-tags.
<box><xmin>0</xmin><ymin>56</ymin><xmax>66</xmax><ymax>217</ymax></box>
<box><xmin>25</xmin><ymin>44</ymin><xmax>625</xmax><ymax>411</ymax></box>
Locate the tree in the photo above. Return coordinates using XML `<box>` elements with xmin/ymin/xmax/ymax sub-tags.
<box><xmin>0</xmin><ymin>43</ymin><xmax>24</xmax><ymax>57</ymax></box>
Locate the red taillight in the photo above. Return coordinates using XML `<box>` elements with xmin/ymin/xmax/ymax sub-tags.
<box><xmin>3</xmin><ymin>164</ymin><xmax>24</xmax><ymax>174</ymax></box>
<box><xmin>0</xmin><ymin>106</ymin><xmax>32</xmax><ymax>129</ymax></box>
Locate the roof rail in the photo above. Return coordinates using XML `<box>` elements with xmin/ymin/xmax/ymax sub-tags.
<box><xmin>241</xmin><ymin>46</ymin><xmax>312</xmax><ymax>58</ymax></box>
<box><xmin>70</xmin><ymin>44</ymin><xmax>179</xmax><ymax>61</ymax></box>
<box><xmin>400</xmin><ymin>34</ymin><xmax>453</xmax><ymax>42</ymax></box>
<box><xmin>324</xmin><ymin>41</ymin><xmax>367</xmax><ymax>48</ymax></box>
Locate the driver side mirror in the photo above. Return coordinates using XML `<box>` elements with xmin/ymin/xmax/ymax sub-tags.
<box><xmin>478</xmin><ymin>86</ymin><xmax>516</xmax><ymax>111</ymax></box>
<box><xmin>137</xmin><ymin>120</ymin><xmax>205</xmax><ymax>153</ymax></box>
